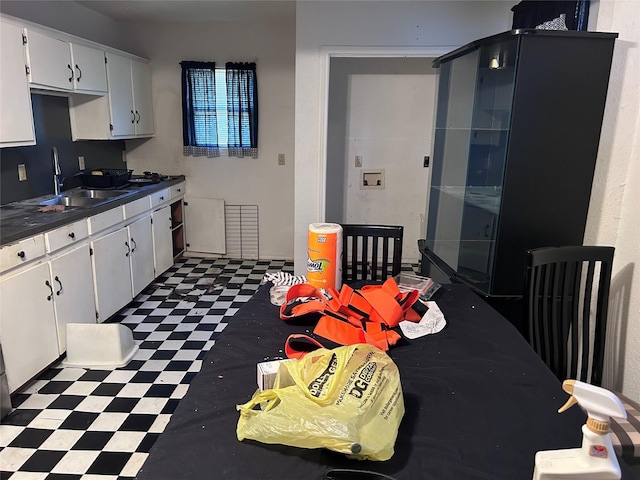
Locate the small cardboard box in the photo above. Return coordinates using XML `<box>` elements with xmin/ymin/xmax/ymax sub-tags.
<box><xmin>257</xmin><ymin>359</ymin><xmax>291</xmax><ymax>391</ymax></box>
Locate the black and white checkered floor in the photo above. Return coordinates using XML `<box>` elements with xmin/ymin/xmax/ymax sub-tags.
<box><xmin>0</xmin><ymin>257</ymin><xmax>419</xmax><ymax>479</ymax></box>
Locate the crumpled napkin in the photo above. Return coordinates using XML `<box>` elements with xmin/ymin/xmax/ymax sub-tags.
<box><xmin>399</xmin><ymin>301</ymin><xmax>447</xmax><ymax>339</ymax></box>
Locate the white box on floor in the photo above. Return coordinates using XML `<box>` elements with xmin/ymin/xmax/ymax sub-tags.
<box><xmin>257</xmin><ymin>359</ymin><xmax>291</xmax><ymax>390</ymax></box>
<box><xmin>64</xmin><ymin>323</ymin><xmax>139</xmax><ymax>369</ymax></box>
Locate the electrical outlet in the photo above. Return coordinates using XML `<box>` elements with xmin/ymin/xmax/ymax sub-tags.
<box><xmin>278</xmin><ymin>153</ymin><xmax>285</xmax><ymax>165</ymax></box>
<box><xmin>355</xmin><ymin>156</ymin><xmax>363</xmax><ymax>167</ymax></box>
<box><xmin>18</xmin><ymin>164</ymin><xmax>27</xmax><ymax>181</ymax></box>
<box><xmin>423</xmin><ymin>156</ymin><xmax>430</xmax><ymax>167</ymax></box>
<box><xmin>78</xmin><ymin>156</ymin><xmax>85</xmax><ymax>170</ymax></box>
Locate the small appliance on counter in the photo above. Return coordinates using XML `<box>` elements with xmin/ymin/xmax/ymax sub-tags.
<box><xmin>128</xmin><ymin>171</ymin><xmax>179</xmax><ymax>186</ymax></box>
<box><xmin>78</xmin><ymin>169</ymin><xmax>133</xmax><ymax>189</ymax></box>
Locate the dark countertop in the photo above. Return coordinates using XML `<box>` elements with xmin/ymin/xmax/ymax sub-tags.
<box><xmin>0</xmin><ymin>176</ymin><xmax>185</xmax><ymax>246</ymax></box>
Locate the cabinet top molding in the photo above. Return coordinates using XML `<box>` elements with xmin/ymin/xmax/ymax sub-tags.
<box><xmin>432</xmin><ymin>28</ymin><xmax>618</xmax><ymax>68</ymax></box>
<box><xmin>0</xmin><ymin>12</ymin><xmax>149</xmax><ymax>64</ymax></box>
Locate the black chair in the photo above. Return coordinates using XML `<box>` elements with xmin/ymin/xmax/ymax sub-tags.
<box><xmin>341</xmin><ymin>225</ymin><xmax>403</xmax><ymax>284</ymax></box>
<box><xmin>524</xmin><ymin>245</ymin><xmax>640</xmax><ymax>468</ymax></box>
<box><xmin>524</xmin><ymin>245</ymin><xmax>614</xmax><ymax>386</ymax></box>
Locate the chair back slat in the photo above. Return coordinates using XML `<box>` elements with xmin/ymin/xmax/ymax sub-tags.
<box><xmin>341</xmin><ymin>225</ymin><xmax>403</xmax><ymax>283</ymax></box>
<box><xmin>524</xmin><ymin>245</ymin><xmax>614</xmax><ymax>386</ymax></box>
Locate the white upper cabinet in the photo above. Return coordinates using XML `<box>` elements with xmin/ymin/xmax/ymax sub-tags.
<box><xmin>106</xmin><ymin>52</ymin><xmax>136</xmax><ymax>136</ymax></box>
<box><xmin>25</xmin><ymin>29</ymin><xmax>74</xmax><ymax>91</ymax></box>
<box><xmin>70</xmin><ymin>43</ymin><xmax>107</xmax><ymax>93</ymax></box>
<box><xmin>0</xmin><ymin>20</ymin><xmax>35</xmax><ymax>147</ymax></box>
<box><xmin>25</xmin><ymin>29</ymin><xmax>107</xmax><ymax>94</ymax></box>
<box><xmin>131</xmin><ymin>59</ymin><xmax>154</xmax><ymax>136</ymax></box>
<box><xmin>106</xmin><ymin>52</ymin><xmax>154</xmax><ymax>137</ymax></box>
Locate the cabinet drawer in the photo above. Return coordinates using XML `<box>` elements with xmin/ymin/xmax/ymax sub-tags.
<box><xmin>150</xmin><ymin>189</ymin><xmax>170</xmax><ymax>208</ymax></box>
<box><xmin>45</xmin><ymin>220</ymin><xmax>88</xmax><ymax>253</ymax></box>
<box><xmin>88</xmin><ymin>206</ymin><xmax>124</xmax><ymax>235</ymax></box>
<box><xmin>0</xmin><ymin>235</ymin><xmax>46</xmax><ymax>273</ymax></box>
<box><xmin>170</xmin><ymin>182</ymin><xmax>185</xmax><ymax>199</ymax></box>
<box><xmin>124</xmin><ymin>197</ymin><xmax>151</xmax><ymax>219</ymax></box>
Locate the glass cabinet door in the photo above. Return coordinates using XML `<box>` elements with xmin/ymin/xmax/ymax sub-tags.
<box><xmin>426</xmin><ymin>37</ymin><xmax>517</xmax><ymax>293</ymax></box>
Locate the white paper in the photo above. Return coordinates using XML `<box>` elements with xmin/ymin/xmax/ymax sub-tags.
<box><xmin>399</xmin><ymin>301</ymin><xmax>446</xmax><ymax>339</ymax></box>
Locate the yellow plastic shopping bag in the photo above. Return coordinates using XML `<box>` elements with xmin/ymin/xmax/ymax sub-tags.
<box><xmin>236</xmin><ymin>343</ymin><xmax>404</xmax><ymax>461</ymax></box>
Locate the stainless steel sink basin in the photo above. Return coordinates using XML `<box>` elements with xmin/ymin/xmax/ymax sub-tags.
<box><xmin>39</xmin><ymin>196</ymin><xmax>104</xmax><ymax>207</ymax></box>
<box><xmin>67</xmin><ymin>189</ymin><xmax>129</xmax><ymax>199</ymax></box>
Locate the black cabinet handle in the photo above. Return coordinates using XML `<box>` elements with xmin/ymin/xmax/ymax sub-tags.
<box><xmin>45</xmin><ymin>280</ymin><xmax>53</xmax><ymax>301</ymax></box>
<box><xmin>17</xmin><ymin>251</ymin><xmax>25</xmax><ymax>259</ymax></box>
<box><xmin>160</xmin><ymin>196</ymin><xmax>165</xmax><ymax>201</ymax></box>
<box><xmin>135</xmin><ymin>111</ymin><xmax>140</xmax><ymax>123</ymax></box>
<box><xmin>75</xmin><ymin>64</ymin><xmax>82</xmax><ymax>81</ymax></box>
<box><xmin>131</xmin><ymin>110</ymin><xmax>135</xmax><ymax>123</ymax></box>
<box><xmin>177</xmin><ymin>188</ymin><xmax>181</xmax><ymax>192</ymax></box>
<box><xmin>67</xmin><ymin>64</ymin><xmax>74</xmax><ymax>82</ymax></box>
<box><xmin>125</xmin><ymin>241</ymin><xmax>131</xmax><ymax>257</ymax></box>
<box><xmin>55</xmin><ymin>276</ymin><xmax>63</xmax><ymax>295</ymax></box>
<box><xmin>131</xmin><ymin>238</ymin><xmax>137</xmax><ymax>253</ymax></box>
<box><xmin>69</xmin><ymin>232</ymin><xmax>75</xmax><ymax>239</ymax></box>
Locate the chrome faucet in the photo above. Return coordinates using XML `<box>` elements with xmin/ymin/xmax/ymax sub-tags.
<box><xmin>52</xmin><ymin>147</ymin><xmax>64</xmax><ymax>196</ymax></box>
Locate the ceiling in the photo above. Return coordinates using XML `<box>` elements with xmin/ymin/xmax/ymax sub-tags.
<box><xmin>76</xmin><ymin>0</ymin><xmax>295</xmax><ymax>23</ymax></box>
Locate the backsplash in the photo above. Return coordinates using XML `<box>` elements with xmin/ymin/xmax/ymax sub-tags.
<box><xmin>1</xmin><ymin>94</ymin><xmax>126</xmax><ymax>205</ymax></box>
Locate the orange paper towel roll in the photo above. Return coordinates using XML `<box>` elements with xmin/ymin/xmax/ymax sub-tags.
<box><xmin>307</xmin><ymin>223</ymin><xmax>343</xmax><ymax>291</ymax></box>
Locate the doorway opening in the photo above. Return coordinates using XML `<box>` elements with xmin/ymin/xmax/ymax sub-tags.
<box><xmin>320</xmin><ymin>47</ymin><xmax>450</xmax><ymax>262</ymax></box>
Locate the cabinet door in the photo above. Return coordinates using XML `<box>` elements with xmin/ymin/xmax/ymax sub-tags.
<box><xmin>128</xmin><ymin>216</ymin><xmax>154</xmax><ymax>297</ymax></box>
<box><xmin>0</xmin><ymin>21</ymin><xmax>35</xmax><ymax>147</ymax></box>
<box><xmin>70</xmin><ymin>43</ymin><xmax>107</xmax><ymax>93</ymax></box>
<box><xmin>26</xmin><ymin>29</ymin><xmax>73</xmax><ymax>91</ymax></box>
<box><xmin>0</xmin><ymin>263</ymin><xmax>59</xmax><ymax>393</ymax></box>
<box><xmin>105</xmin><ymin>52</ymin><xmax>135</xmax><ymax>137</ymax></box>
<box><xmin>152</xmin><ymin>206</ymin><xmax>174</xmax><ymax>276</ymax></box>
<box><xmin>49</xmin><ymin>244</ymin><xmax>96</xmax><ymax>353</ymax></box>
<box><xmin>91</xmin><ymin>227</ymin><xmax>132</xmax><ymax>322</ymax></box>
<box><xmin>184</xmin><ymin>197</ymin><xmax>226</xmax><ymax>254</ymax></box>
<box><xmin>131</xmin><ymin>59</ymin><xmax>154</xmax><ymax>135</ymax></box>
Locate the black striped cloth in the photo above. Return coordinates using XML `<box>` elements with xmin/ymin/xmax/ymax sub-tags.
<box><xmin>610</xmin><ymin>390</ymin><xmax>640</xmax><ymax>465</ymax></box>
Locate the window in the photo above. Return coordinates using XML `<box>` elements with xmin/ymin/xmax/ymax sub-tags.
<box><xmin>180</xmin><ymin>61</ymin><xmax>258</xmax><ymax>158</ymax></box>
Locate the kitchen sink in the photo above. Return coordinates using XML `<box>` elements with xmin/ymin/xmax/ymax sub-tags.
<box><xmin>66</xmin><ymin>189</ymin><xmax>130</xmax><ymax>199</ymax></box>
<box><xmin>39</xmin><ymin>196</ymin><xmax>104</xmax><ymax>207</ymax></box>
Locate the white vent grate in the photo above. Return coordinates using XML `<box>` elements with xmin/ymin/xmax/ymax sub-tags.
<box><xmin>224</xmin><ymin>205</ymin><xmax>259</xmax><ymax>259</ymax></box>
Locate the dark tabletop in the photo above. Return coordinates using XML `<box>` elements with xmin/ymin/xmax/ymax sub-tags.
<box><xmin>136</xmin><ymin>282</ymin><xmax>636</xmax><ymax>480</ymax></box>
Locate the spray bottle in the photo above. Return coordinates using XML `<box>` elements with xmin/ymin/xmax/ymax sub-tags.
<box><xmin>533</xmin><ymin>379</ymin><xmax>627</xmax><ymax>480</ymax></box>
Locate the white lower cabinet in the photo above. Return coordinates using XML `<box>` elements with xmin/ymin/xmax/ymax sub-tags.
<box><xmin>1</xmin><ymin>183</ymin><xmax>185</xmax><ymax>391</ymax></box>
<box><xmin>49</xmin><ymin>244</ymin><xmax>96</xmax><ymax>353</ymax></box>
<box><xmin>91</xmin><ymin>215</ymin><xmax>154</xmax><ymax>321</ymax></box>
<box><xmin>152</xmin><ymin>206</ymin><xmax>173</xmax><ymax>277</ymax></box>
<box><xmin>0</xmin><ymin>263</ymin><xmax>60</xmax><ymax>393</ymax></box>
<box><xmin>129</xmin><ymin>215</ymin><xmax>154</xmax><ymax>297</ymax></box>
<box><xmin>91</xmin><ymin>227</ymin><xmax>133</xmax><ymax>322</ymax></box>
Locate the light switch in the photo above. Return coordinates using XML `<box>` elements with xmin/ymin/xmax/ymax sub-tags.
<box><xmin>278</xmin><ymin>154</ymin><xmax>285</xmax><ymax>165</ymax></box>
<box><xmin>355</xmin><ymin>156</ymin><xmax>362</xmax><ymax>167</ymax></box>
<box><xmin>18</xmin><ymin>164</ymin><xmax>27</xmax><ymax>181</ymax></box>
<box><xmin>78</xmin><ymin>156</ymin><xmax>85</xmax><ymax>170</ymax></box>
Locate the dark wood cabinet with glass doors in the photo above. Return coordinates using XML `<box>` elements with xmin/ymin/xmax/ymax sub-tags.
<box><xmin>421</xmin><ymin>29</ymin><xmax>617</xmax><ymax>301</ymax></box>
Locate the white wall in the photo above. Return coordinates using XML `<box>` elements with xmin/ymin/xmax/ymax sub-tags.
<box><xmin>123</xmin><ymin>19</ymin><xmax>296</xmax><ymax>260</ymax></box>
<box><xmin>337</xmin><ymin>59</ymin><xmax>437</xmax><ymax>262</ymax></box>
<box><xmin>294</xmin><ymin>1</ymin><xmax>514</xmax><ymax>275</ymax></box>
<box><xmin>588</xmin><ymin>0</ymin><xmax>640</xmax><ymax>400</ymax></box>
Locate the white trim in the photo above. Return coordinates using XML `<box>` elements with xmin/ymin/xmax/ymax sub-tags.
<box><xmin>317</xmin><ymin>45</ymin><xmax>456</xmax><ymax>221</ymax></box>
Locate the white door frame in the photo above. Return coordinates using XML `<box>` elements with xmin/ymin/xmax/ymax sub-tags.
<box><xmin>317</xmin><ymin>45</ymin><xmax>456</xmax><ymax>220</ymax></box>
